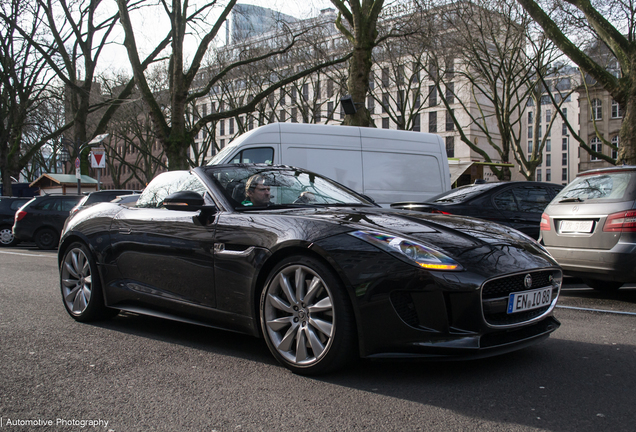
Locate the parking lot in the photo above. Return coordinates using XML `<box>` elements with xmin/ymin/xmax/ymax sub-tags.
<box><xmin>1</xmin><ymin>246</ymin><xmax>635</xmax><ymax>431</ymax></box>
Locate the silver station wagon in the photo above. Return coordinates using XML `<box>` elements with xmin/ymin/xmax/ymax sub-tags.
<box><xmin>540</xmin><ymin>166</ymin><xmax>636</xmax><ymax>291</ymax></box>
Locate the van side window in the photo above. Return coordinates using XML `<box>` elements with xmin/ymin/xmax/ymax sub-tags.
<box><xmin>231</xmin><ymin>147</ymin><xmax>274</xmax><ymax>164</ymax></box>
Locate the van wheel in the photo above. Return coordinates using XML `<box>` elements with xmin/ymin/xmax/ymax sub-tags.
<box><xmin>583</xmin><ymin>278</ymin><xmax>623</xmax><ymax>292</ymax></box>
<box><xmin>260</xmin><ymin>256</ymin><xmax>357</xmax><ymax>375</ymax></box>
<box><xmin>34</xmin><ymin>227</ymin><xmax>59</xmax><ymax>250</ymax></box>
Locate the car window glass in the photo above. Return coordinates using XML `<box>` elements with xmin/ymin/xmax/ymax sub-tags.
<box><xmin>493</xmin><ymin>190</ymin><xmax>518</xmax><ymax>211</ymax></box>
<box><xmin>430</xmin><ymin>183</ymin><xmax>499</xmax><ymax>203</ymax></box>
<box><xmin>136</xmin><ymin>171</ymin><xmax>208</xmax><ymax>208</ymax></box>
<box><xmin>231</xmin><ymin>148</ymin><xmax>274</xmax><ymax>164</ymax></box>
<box><xmin>555</xmin><ymin>172</ymin><xmax>634</xmax><ymax>201</ymax></box>
<box><xmin>61</xmin><ymin>198</ymin><xmax>79</xmax><ymax>211</ymax></box>
<box><xmin>10</xmin><ymin>200</ymin><xmax>28</xmax><ymax>211</ymax></box>
<box><xmin>513</xmin><ymin>187</ymin><xmax>552</xmax><ymax>212</ymax></box>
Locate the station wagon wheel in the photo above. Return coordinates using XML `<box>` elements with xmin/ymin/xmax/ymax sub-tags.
<box><xmin>60</xmin><ymin>242</ymin><xmax>117</xmax><ymax>322</ymax></box>
<box><xmin>34</xmin><ymin>227</ymin><xmax>58</xmax><ymax>250</ymax></box>
<box><xmin>260</xmin><ymin>256</ymin><xmax>356</xmax><ymax>375</ymax></box>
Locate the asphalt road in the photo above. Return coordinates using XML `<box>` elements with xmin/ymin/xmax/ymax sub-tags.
<box><xmin>1</xmin><ymin>246</ymin><xmax>635</xmax><ymax>432</ymax></box>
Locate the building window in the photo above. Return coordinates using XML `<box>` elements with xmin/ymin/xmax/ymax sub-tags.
<box><xmin>219</xmin><ymin>119</ymin><xmax>225</xmax><ymax>136</ymax></box>
<box><xmin>382</xmin><ymin>67</ymin><xmax>389</xmax><ymax>87</ymax></box>
<box><xmin>590</xmin><ymin>137</ymin><xmax>602</xmax><ymax>161</ymax></box>
<box><xmin>229</xmin><ymin>118</ymin><xmax>234</xmax><ymax>135</ymax></box>
<box><xmin>413</xmin><ymin>114</ymin><xmax>421</xmax><ymax>132</ymax></box>
<box><xmin>397</xmin><ymin>90</ymin><xmax>404</xmax><ymax>107</ymax></box>
<box><xmin>562</xmin><ymin>168</ymin><xmax>567</xmax><ymax>181</ymax></box>
<box><xmin>528</xmin><ymin>126</ymin><xmax>533</xmax><ymax>139</ymax></box>
<box><xmin>562</xmin><ymin>137</ymin><xmax>568</xmax><ymax>151</ymax></box>
<box><xmin>546</xmin><ymin>168</ymin><xmax>551</xmax><ymax>181</ymax></box>
<box><xmin>528</xmin><ymin>111</ymin><xmax>533</xmax><ymax>123</ymax></box>
<box><xmin>611</xmin><ymin>100</ymin><xmax>623</xmax><ymax>118</ymax></box>
<box><xmin>397</xmin><ymin>116</ymin><xmax>404</xmax><ymax>130</ymax></box>
<box><xmin>382</xmin><ymin>93</ymin><xmax>389</xmax><ymax>113</ymax></box>
<box><xmin>428</xmin><ymin>111</ymin><xmax>437</xmax><ymax>133</ymax></box>
<box><xmin>445</xmin><ymin>82</ymin><xmax>454</xmax><ymax>104</ymax></box>
<box><xmin>291</xmin><ymin>107</ymin><xmax>298</xmax><ymax>123</ymax></box>
<box><xmin>315</xmin><ymin>80</ymin><xmax>321</xmax><ymax>99</ymax></box>
<box><xmin>279</xmin><ymin>110</ymin><xmax>286</xmax><ymax>122</ymax></box>
<box><xmin>591</xmin><ymin>99</ymin><xmax>602</xmax><ymax>120</ymax></box>
<box><xmin>612</xmin><ymin>135</ymin><xmax>619</xmax><ymax>159</ymax></box>
<box><xmin>562</xmin><ymin>152</ymin><xmax>567</xmax><ymax>165</ymax></box>
<box><xmin>382</xmin><ymin>117</ymin><xmax>390</xmax><ymax>129</ymax></box>
<box><xmin>291</xmin><ymin>87</ymin><xmax>297</xmax><ymax>103</ymax></box>
<box><xmin>314</xmin><ymin>109</ymin><xmax>321</xmax><ymax>123</ymax></box>
<box><xmin>537</xmin><ymin>169</ymin><xmax>542</xmax><ymax>182</ymax></box>
<box><xmin>445</xmin><ymin>110</ymin><xmax>454</xmax><ymax>131</ymax></box>
<box><xmin>546</xmin><ymin>139</ymin><xmax>551</xmax><ymax>152</ymax></box>
<box><xmin>302</xmin><ymin>84</ymin><xmax>309</xmax><ymax>101</ymax></box>
<box><xmin>562</xmin><ymin>122</ymin><xmax>568</xmax><ymax>136</ymax></box>
<box><xmin>248</xmin><ymin>116</ymin><xmax>254</xmax><ymax>130</ymax></box>
<box><xmin>445</xmin><ymin>136</ymin><xmax>454</xmax><ymax>157</ymax></box>
<box><xmin>546</xmin><ymin>109</ymin><xmax>551</xmax><ymax>122</ymax></box>
<box><xmin>429</xmin><ymin>86</ymin><xmax>437</xmax><ymax>106</ymax></box>
<box><xmin>546</xmin><ymin>154</ymin><xmax>551</xmax><ymax>167</ymax></box>
<box><xmin>411</xmin><ymin>62</ymin><xmax>420</xmax><ymax>83</ymax></box>
<box><xmin>367</xmin><ymin>95</ymin><xmax>375</xmax><ymax>114</ymax></box>
<box><xmin>327</xmin><ymin>80</ymin><xmax>334</xmax><ymax>98</ymax></box>
<box><xmin>327</xmin><ymin>101</ymin><xmax>334</xmax><ymax>119</ymax></box>
<box><xmin>528</xmin><ymin>141</ymin><xmax>533</xmax><ymax>153</ymax></box>
<box><xmin>414</xmin><ymin>95</ymin><xmax>420</xmax><ymax>109</ymax></box>
<box><xmin>280</xmin><ymin>88</ymin><xmax>286</xmax><ymax>105</ymax></box>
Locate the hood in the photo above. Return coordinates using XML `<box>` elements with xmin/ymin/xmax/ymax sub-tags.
<box><xmin>278</xmin><ymin>206</ymin><xmax>557</xmax><ymax>274</ymax></box>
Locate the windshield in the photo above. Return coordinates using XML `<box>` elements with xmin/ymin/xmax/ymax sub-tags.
<box><xmin>555</xmin><ymin>171</ymin><xmax>636</xmax><ymax>202</ymax></box>
<box><xmin>202</xmin><ymin>165</ymin><xmax>374</xmax><ymax>209</ymax></box>
<box><xmin>428</xmin><ymin>182</ymin><xmax>500</xmax><ymax>203</ymax></box>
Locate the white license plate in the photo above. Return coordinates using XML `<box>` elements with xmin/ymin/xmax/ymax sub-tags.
<box><xmin>560</xmin><ymin>220</ymin><xmax>594</xmax><ymax>233</ymax></box>
<box><xmin>507</xmin><ymin>287</ymin><xmax>553</xmax><ymax>314</ymax></box>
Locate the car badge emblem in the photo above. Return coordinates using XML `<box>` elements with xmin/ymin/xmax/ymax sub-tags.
<box><xmin>572</xmin><ymin>206</ymin><xmax>579</xmax><ymax>213</ymax></box>
<box><xmin>524</xmin><ymin>274</ymin><xmax>533</xmax><ymax>289</ymax></box>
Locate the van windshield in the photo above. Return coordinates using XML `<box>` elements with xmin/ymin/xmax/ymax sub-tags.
<box><xmin>208</xmin><ymin>144</ymin><xmax>237</xmax><ymax>165</ymax></box>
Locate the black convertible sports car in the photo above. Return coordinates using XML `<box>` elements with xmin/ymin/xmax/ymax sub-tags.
<box><xmin>59</xmin><ymin>164</ymin><xmax>562</xmax><ymax>375</ymax></box>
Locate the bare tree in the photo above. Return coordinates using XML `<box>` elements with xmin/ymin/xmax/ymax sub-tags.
<box><xmin>516</xmin><ymin>0</ymin><xmax>635</xmax><ymax>163</ymax></box>
<box><xmin>117</xmin><ymin>0</ymin><xmax>352</xmax><ymax>170</ymax></box>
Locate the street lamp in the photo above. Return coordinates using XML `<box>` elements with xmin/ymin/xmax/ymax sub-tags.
<box><xmin>61</xmin><ymin>134</ymin><xmax>109</xmax><ymax>195</ymax></box>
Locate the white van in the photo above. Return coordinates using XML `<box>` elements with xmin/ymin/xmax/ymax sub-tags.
<box><xmin>208</xmin><ymin>123</ymin><xmax>450</xmax><ymax>206</ymax></box>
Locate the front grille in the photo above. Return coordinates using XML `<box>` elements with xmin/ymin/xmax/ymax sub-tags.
<box><xmin>482</xmin><ymin>270</ymin><xmax>559</xmax><ymax>326</ymax></box>
<box><xmin>390</xmin><ymin>291</ymin><xmax>419</xmax><ymax>327</ymax></box>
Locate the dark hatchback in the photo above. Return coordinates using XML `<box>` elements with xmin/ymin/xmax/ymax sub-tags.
<box><xmin>70</xmin><ymin>189</ymin><xmax>141</xmax><ymax>217</ymax></box>
<box><xmin>0</xmin><ymin>196</ymin><xmax>32</xmax><ymax>246</ymax></box>
<box><xmin>14</xmin><ymin>194</ymin><xmax>83</xmax><ymax>249</ymax></box>
<box><xmin>392</xmin><ymin>181</ymin><xmax>563</xmax><ymax>239</ymax></box>
<box><xmin>59</xmin><ymin>165</ymin><xmax>562</xmax><ymax>375</ymax></box>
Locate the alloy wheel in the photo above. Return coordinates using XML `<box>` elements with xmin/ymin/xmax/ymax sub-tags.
<box><xmin>263</xmin><ymin>264</ymin><xmax>335</xmax><ymax>367</ymax></box>
<box><xmin>61</xmin><ymin>247</ymin><xmax>93</xmax><ymax>316</ymax></box>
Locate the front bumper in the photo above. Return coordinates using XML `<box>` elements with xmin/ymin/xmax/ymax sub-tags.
<box><xmin>545</xmin><ymin>242</ymin><xmax>636</xmax><ymax>282</ymax></box>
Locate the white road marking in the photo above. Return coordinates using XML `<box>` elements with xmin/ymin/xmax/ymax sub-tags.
<box><xmin>0</xmin><ymin>250</ymin><xmax>55</xmax><ymax>257</ymax></box>
<box><xmin>556</xmin><ymin>305</ymin><xmax>636</xmax><ymax>317</ymax></box>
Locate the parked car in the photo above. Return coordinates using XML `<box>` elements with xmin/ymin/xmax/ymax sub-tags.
<box><xmin>69</xmin><ymin>189</ymin><xmax>141</xmax><ymax>216</ymax></box>
<box><xmin>13</xmin><ymin>194</ymin><xmax>83</xmax><ymax>250</ymax></box>
<box><xmin>540</xmin><ymin>166</ymin><xmax>636</xmax><ymax>291</ymax></box>
<box><xmin>391</xmin><ymin>181</ymin><xmax>564</xmax><ymax>239</ymax></box>
<box><xmin>59</xmin><ymin>164</ymin><xmax>562</xmax><ymax>375</ymax></box>
<box><xmin>0</xmin><ymin>196</ymin><xmax>32</xmax><ymax>246</ymax></box>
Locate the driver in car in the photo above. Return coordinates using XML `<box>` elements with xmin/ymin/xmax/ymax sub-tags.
<box><xmin>242</xmin><ymin>174</ymin><xmax>271</xmax><ymax>206</ymax></box>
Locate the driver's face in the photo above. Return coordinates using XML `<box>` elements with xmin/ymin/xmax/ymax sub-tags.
<box><xmin>248</xmin><ymin>183</ymin><xmax>270</xmax><ymax>206</ymax></box>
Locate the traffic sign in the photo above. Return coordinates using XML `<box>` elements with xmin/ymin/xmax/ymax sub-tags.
<box><xmin>90</xmin><ymin>148</ymin><xmax>106</xmax><ymax>168</ymax></box>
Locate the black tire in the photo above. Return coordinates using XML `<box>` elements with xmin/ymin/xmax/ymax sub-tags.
<box><xmin>259</xmin><ymin>255</ymin><xmax>357</xmax><ymax>375</ymax></box>
<box><xmin>583</xmin><ymin>278</ymin><xmax>623</xmax><ymax>292</ymax></box>
<box><xmin>0</xmin><ymin>225</ymin><xmax>19</xmax><ymax>247</ymax></box>
<box><xmin>60</xmin><ymin>242</ymin><xmax>118</xmax><ymax>322</ymax></box>
<box><xmin>34</xmin><ymin>227</ymin><xmax>59</xmax><ymax>250</ymax></box>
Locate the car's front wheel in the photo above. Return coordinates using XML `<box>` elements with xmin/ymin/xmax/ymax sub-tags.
<box><xmin>0</xmin><ymin>225</ymin><xmax>19</xmax><ymax>247</ymax></box>
<box><xmin>583</xmin><ymin>278</ymin><xmax>623</xmax><ymax>292</ymax></box>
<box><xmin>60</xmin><ymin>242</ymin><xmax>117</xmax><ymax>321</ymax></box>
<box><xmin>260</xmin><ymin>256</ymin><xmax>356</xmax><ymax>375</ymax></box>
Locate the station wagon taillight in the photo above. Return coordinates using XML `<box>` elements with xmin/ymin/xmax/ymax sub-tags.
<box><xmin>540</xmin><ymin>213</ymin><xmax>550</xmax><ymax>231</ymax></box>
<box><xmin>603</xmin><ymin>210</ymin><xmax>636</xmax><ymax>232</ymax></box>
<box><xmin>14</xmin><ymin>210</ymin><xmax>26</xmax><ymax>222</ymax></box>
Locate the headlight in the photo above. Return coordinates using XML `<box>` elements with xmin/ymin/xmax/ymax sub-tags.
<box><xmin>349</xmin><ymin>230</ymin><xmax>462</xmax><ymax>271</ymax></box>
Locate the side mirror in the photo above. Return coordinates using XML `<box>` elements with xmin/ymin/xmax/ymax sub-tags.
<box><xmin>163</xmin><ymin>191</ymin><xmax>205</xmax><ymax>211</ymax></box>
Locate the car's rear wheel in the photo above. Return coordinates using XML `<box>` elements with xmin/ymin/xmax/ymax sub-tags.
<box><xmin>34</xmin><ymin>227</ymin><xmax>58</xmax><ymax>250</ymax></box>
<box><xmin>0</xmin><ymin>226</ymin><xmax>19</xmax><ymax>247</ymax></box>
<box><xmin>260</xmin><ymin>256</ymin><xmax>356</xmax><ymax>375</ymax></box>
<box><xmin>583</xmin><ymin>278</ymin><xmax>623</xmax><ymax>292</ymax></box>
<box><xmin>60</xmin><ymin>242</ymin><xmax>117</xmax><ymax>322</ymax></box>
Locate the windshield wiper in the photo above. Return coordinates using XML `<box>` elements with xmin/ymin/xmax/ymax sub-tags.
<box><xmin>559</xmin><ymin>197</ymin><xmax>584</xmax><ymax>203</ymax></box>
